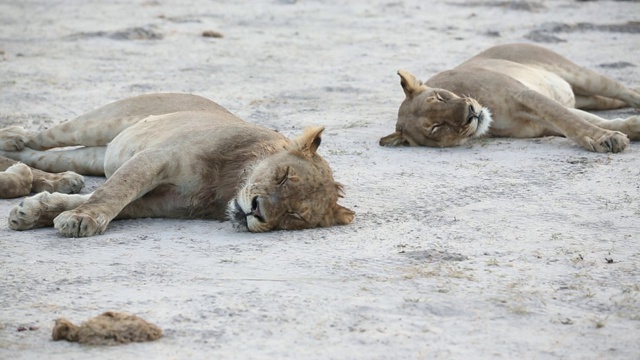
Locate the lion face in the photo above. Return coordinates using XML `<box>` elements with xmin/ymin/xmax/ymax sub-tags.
<box><xmin>380</xmin><ymin>70</ymin><xmax>492</xmax><ymax>147</ymax></box>
<box><xmin>227</xmin><ymin>127</ymin><xmax>354</xmax><ymax>232</ymax></box>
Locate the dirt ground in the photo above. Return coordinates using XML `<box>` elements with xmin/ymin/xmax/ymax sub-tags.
<box><xmin>1</xmin><ymin>0</ymin><xmax>639</xmax><ymax>359</ymax></box>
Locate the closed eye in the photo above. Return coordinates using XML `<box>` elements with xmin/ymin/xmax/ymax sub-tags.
<box><xmin>288</xmin><ymin>212</ymin><xmax>307</xmax><ymax>223</ymax></box>
<box><xmin>434</xmin><ymin>92</ymin><xmax>444</xmax><ymax>102</ymax></box>
<box><xmin>431</xmin><ymin>125</ymin><xmax>441</xmax><ymax>134</ymax></box>
<box><xmin>277</xmin><ymin>166</ymin><xmax>290</xmax><ymax>186</ymax></box>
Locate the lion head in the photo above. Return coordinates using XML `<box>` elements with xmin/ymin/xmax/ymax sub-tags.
<box><xmin>227</xmin><ymin>126</ymin><xmax>354</xmax><ymax>232</ymax></box>
<box><xmin>380</xmin><ymin>70</ymin><xmax>492</xmax><ymax>147</ymax></box>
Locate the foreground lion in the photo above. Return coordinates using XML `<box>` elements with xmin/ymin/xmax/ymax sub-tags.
<box><xmin>0</xmin><ymin>94</ymin><xmax>354</xmax><ymax>237</ymax></box>
<box><xmin>380</xmin><ymin>43</ymin><xmax>640</xmax><ymax>152</ymax></box>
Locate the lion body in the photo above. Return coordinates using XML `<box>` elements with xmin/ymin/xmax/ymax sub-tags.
<box><xmin>0</xmin><ymin>94</ymin><xmax>353</xmax><ymax>236</ymax></box>
<box><xmin>380</xmin><ymin>43</ymin><xmax>640</xmax><ymax>152</ymax></box>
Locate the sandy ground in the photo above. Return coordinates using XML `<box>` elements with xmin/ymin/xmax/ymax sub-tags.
<box><xmin>1</xmin><ymin>0</ymin><xmax>639</xmax><ymax>358</ymax></box>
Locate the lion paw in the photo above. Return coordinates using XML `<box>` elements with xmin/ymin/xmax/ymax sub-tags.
<box><xmin>34</xmin><ymin>171</ymin><xmax>85</xmax><ymax>194</ymax></box>
<box><xmin>8</xmin><ymin>192</ymin><xmax>51</xmax><ymax>230</ymax></box>
<box><xmin>54</xmin><ymin>210</ymin><xmax>108</xmax><ymax>237</ymax></box>
<box><xmin>584</xmin><ymin>131</ymin><xmax>629</xmax><ymax>153</ymax></box>
<box><xmin>623</xmin><ymin>115</ymin><xmax>640</xmax><ymax>140</ymax></box>
<box><xmin>0</xmin><ymin>126</ymin><xmax>30</xmax><ymax>151</ymax></box>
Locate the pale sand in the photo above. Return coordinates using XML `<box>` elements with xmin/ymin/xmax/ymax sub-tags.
<box><xmin>0</xmin><ymin>0</ymin><xmax>639</xmax><ymax>358</ymax></box>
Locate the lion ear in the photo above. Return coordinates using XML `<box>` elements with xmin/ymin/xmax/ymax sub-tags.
<box><xmin>379</xmin><ymin>131</ymin><xmax>410</xmax><ymax>147</ymax></box>
<box><xmin>292</xmin><ymin>126</ymin><xmax>325</xmax><ymax>157</ymax></box>
<box><xmin>324</xmin><ymin>203</ymin><xmax>355</xmax><ymax>227</ymax></box>
<box><xmin>398</xmin><ymin>70</ymin><xmax>422</xmax><ymax>97</ymax></box>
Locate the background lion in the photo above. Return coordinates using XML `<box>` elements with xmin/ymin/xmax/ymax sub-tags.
<box><xmin>0</xmin><ymin>94</ymin><xmax>354</xmax><ymax>237</ymax></box>
<box><xmin>380</xmin><ymin>43</ymin><xmax>640</xmax><ymax>152</ymax></box>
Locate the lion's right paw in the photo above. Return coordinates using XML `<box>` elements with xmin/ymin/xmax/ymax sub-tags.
<box><xmin>54</xmin><ymin>210</ymin><xmax>108</xmax><ymax>238</ymax></box>
<box><xmin>0</xmin><ymin>126</ymin><xmax>30</xmax><ymax>151</ymax></box>
<box><xmin>8</xmin><ymin>192</ymin><xmax>52</xmax><ymax>230</ymax></box>
<box><xmin>583</xmin><ymin>131</ymin><xmax>629</xmax><ymax>153</ymax></box>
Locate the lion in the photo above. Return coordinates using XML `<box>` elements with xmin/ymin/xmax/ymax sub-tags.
<box><xmin>0</xmin><ymin>93</ymin><xmax>354</xmax><ymax>237</ymax></box>
<box><xmin>380</xmin><ymin>43</ymin><xmax>640</xmax><ymax>152</ymax></box>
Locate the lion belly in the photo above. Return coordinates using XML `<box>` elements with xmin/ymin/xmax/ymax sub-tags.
<box><xmin>459</xmin><ymin>59</ymin><xmax>576</xmax><ymax>107</ymax></box>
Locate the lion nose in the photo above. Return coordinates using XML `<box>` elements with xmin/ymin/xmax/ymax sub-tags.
<box><xmin>250</xmin><ymin>196</ymin><xmax>266</xmax><ymax>223</ymax></box>
<box><xmin>468</xmin><ymin>104</ymin><xmax>478</xmax><ymax>117</ymax></box>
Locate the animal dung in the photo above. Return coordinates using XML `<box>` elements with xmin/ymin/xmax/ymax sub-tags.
<box><xmin>202</xmin><ymin>30</ymin><xmax>223</xmax><ymax>38</ymax></box>
<box><xmin>52</xmin><ymin>311</ymin><xmax>162</xmax><ymax>345</ymax></box>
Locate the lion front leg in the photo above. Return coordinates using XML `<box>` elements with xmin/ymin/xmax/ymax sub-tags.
<box><xmin>8</xmin><ymin>192</ymin><xmax>90</xmax><ymax>230</ymax></box>
<box><xmin>53</xmin><ymin>152</ymin><xmax>169</xmax><ymax>237</ymax></box>
<box><xmin>54</xmin><ymin>207</ymin><xmax>113</xmax><ymax>237</ymax></box>
<box><xmin>516</xmin><ymin>90</ymin><xmax>629</xmax><ymax>153</ymax></box>
<box><xmin>569</xmin><ymin>109</ymin><xmax>640</xmax><ymax>141</ymax></box>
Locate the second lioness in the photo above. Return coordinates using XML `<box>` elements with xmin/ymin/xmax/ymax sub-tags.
<box><xmin>1</xmin><ymin>94</ymin><xmax>354</xmax><ymax>237</ymax></box>
<box><xmin>380</xmin><ymin>43</ymin><xmax>640</xmax><ymax>152</ymax></box>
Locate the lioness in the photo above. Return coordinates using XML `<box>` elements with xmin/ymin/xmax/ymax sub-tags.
<box><xmin>0</xmin><ymin>94</ymin><xmax>354</xmax><ymax>237</ymax></box>
<box><xmin>380</xmin><ymin>43</ymin><xmax>640</xmax><ymax>152</ymax></box>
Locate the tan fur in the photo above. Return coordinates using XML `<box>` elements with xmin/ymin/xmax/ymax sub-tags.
<box><xmin>1</xmin><ymin>93</ymin><xmax>353</xmax><ymax>237</ymax></box>
<box><xmin>0</xmin><ymin>143</ymin><xmax>84</xmax><ymax>199</ymax></box>
<box><xmin>380</xmin><ymin>43</ymin><xmax>640</xmax><ymax>153</ymax></box>
<box><xmin>52</xmin><ymin>311</ymin><xmax>162</xmax><ymax>345</ymax></box>
<box><xmin>0</xmin><ymin>163</ymin><xmax>32</xmax><ymax>199</ymax></box>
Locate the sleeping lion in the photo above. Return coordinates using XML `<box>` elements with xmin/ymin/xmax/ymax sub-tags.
<box><xmin>0</xmin><ymin>94</ymin><xmax>354</xmax><ymax>237</ymax></box>
<box><xmin>380</xmin><ymin>43</ymin><xmax>640</xmax><ymax>152</ymax></box>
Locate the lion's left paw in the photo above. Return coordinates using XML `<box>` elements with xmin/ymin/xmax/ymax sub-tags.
<box><xmin>54</xmin><ymin>210</ymin><xmax>108</xmax><ymax>237</ymax></box>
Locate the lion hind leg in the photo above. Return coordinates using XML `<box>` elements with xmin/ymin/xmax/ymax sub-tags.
<box><xmin>31</xmin><ymin>169</ymin><xmax>85</xmax><ymax>194</ymax></box>
<box><xmin>574</xmin><ymin>95</ymin><xmax>627</xmax><ymax>110</ymax></box>
<box><xmin>8</xmin><ymin>192</ymin><xmax>90</xmax><ymax>230</ymax></box>
<box><xmin>0</xmin><ymin>147</ymin><xmax>105</xmax><ymax>176</ymax></box>
<box><xmin>552</xmin><ymin>66</ymin><xmax>640</xmax><ymax>109</ymax></box>
<box><xmin>0</xmin><ymin>156</ymin><xmax>84</xmax><ymax>198</ymax></box>
<box><xmin>23</xmin><ymin>94</ymin><xmax>225</xmax><ymax>150</ymax></box>
<box><xmin>27</xmin><ymin>114</ymin><xmax>149</xmax><ymax>150</ymax></box>
<box><xmin>0</xmin><ymin>126</ymin><xmax>32</xmax><ymax>151</ymax></box>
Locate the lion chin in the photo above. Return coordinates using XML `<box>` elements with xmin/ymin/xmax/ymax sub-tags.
<box><xmin>474</xmin><ymin>107</ymin><xmax>493</xmax><ymax>138</ymax></box>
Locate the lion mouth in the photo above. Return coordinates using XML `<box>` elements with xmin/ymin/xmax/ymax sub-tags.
<box><xmin>227</xmin><ymin>196</ymin><xmax>267</xmax><ymax>231</ymax></box>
